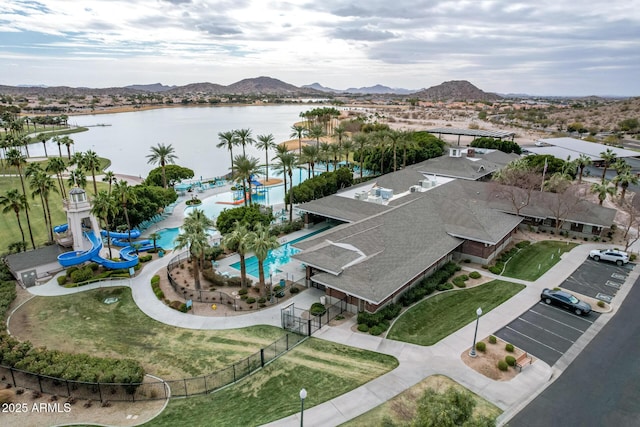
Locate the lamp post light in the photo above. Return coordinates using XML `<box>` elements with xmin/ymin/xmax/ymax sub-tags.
<box><xmin>299</xmin><ymin>388</ymin><xmax>307</xmax><ymax>427</ymax></box>
<box><xmin>469</xmin><ymin>307</ymin><xmax>483</xmax><ymax>358</ymax></box>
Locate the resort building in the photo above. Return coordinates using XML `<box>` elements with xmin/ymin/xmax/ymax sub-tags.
<box><xmin>292</xmin><ymin>152</ymin><xmax>617</xmax><ymax>314</ymax></box>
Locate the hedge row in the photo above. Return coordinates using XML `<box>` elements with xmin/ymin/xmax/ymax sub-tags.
<box><xmin>151</xmin><ymin>275</ymin><xmax>164</xmax><ymax>300</ymax></box>
<box><xmin>0</xmin><ymin>281</ymin><xmax>16</xmax><ymax>319</ymax></box>
<box><xmin>0</xmin><ymin>333</ymin><xmax>144</xmax><ymax>384</ymax></box>
<box><xmin>398</xmin><ymin>262</ymin><xmax>460</xmax><ymax>307</ymax></box>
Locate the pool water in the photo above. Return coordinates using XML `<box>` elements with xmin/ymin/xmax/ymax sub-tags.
<box><xmin>155</xmin><ymin>227</ymin><xmax>180</xmax><ymax>249</ymax></box>
<box><xmin>231</xmin><ymin>227</ymin><xmax>329</xmax><ymax>278</ymax></box>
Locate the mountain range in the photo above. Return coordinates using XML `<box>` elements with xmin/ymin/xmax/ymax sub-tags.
<box><xmin>1</xmin><ymin>77</ymin><xmax>501</xmax><ymax>100</ymax></box>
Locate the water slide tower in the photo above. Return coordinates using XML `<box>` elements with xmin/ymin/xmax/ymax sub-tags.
<box><xmin>64</xmin><ymin>187</ymin><xmax>100</xmax><ymax>252</ymax></box>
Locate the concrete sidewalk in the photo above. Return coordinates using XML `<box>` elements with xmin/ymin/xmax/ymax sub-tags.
<box><xmin>25</xmin><ymin>240</ymin><xmax>637</xmax><ymax>426</ymax></box>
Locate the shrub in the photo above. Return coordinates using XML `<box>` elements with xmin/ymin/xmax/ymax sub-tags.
<box><xmin>238</xmin><ymin>288</ymin><xmax>248</xmax><ymax>295</ymax></box>
<box><xmin>246</xmin><ymin>297</ymin><xmax>256</xmax><ymax>304</ymax></box>
<box><xmin>515</xmin><ymin>240</ymin><xmax>531</xmax><ymax>249</ymax></box>
<box><xmin>290</xmin><ymin>286</ymin><xmax>300</xmax><ymax>294</ymax></box>
<box><xmin>458</xmin><ymin>274</ymin><xmax>469</xmax><ymax>281</ymax></box>
<box><xmin>631</xmin><ymin>254</ymin><xmax>637</xmax><ymax>262</ymax></box>
<box><xmin>258</xmin><ymin>297</ymin><xmax>266</xmax><ymax>304</ymax></box>
<box><xmin>436</xmin><ymin>282</ymin><xmax>454</xmax><ymax>291</ymax></box>
<box><xmin>357</xmin><ymin>323</ymin><xmax>369</xmax><ymax>333</ymax></box>
<box><xmin>597</xmin><ymin>300</ymin><xmax>605</xmax><ymax>308</ymax></box>
<box><xmin>455</xmin><ymin>281</ymin><xmax>466</xmax><ymax>288</ymax></box>
<box><xmin>469</xmin><ymin>271</ymin><xmax>481</xmax><ymax>280</ymax></box>
<box><xmin>150</xmin><ymin>275</ymin><xmax>160</xmax><ymax>286</ymax></box>
<box><xmin>138</xmin><ymin>254</ymin><xmax>152</xmax><ymax>263</ymax></box>
<box><xmin>488</xmin><ymin>265</ymin><xmax>503</xmax><ymax>275</ymax></box>
<box><xmin>57</xmin><ymin>276</ymin><xmax>68</xmax><ymax>286</ymax></box>
<box><xmin>505</xmin><ymin>343</ymin><xmax>515</xmax><ymax>352</ymax></box>
<box><xmin>475</xmin><ymin>341</ymin><xmax>486</xmax><ymax>352</ymax></box>
<box><xmin>369</xmin><ymin>325</ymin><xmax>385</xmax><ymax>336</ymax></box>
<box><xmin>309</xmin><ymin>302</ymin><xmax>326</xmax><ymax>316</ymax></box>
<box><xmin>497</xmin><ymin>360</ymin><xmax>509</xmax><ymax>371</ymax></box>
<box><xmin>489</xmin><ymin>335</ymin><xmax>497</xmax><ymax>344</ymax></box>
<box><xmin>505</xmin><ymin>355</ymin><xmax>516</xmax><ymax>366</ymax></box>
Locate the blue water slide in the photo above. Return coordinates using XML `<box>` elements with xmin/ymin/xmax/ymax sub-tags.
<box><xmin>57</xmin><ymin>231</ymin><xmax>103</xmax><ymax>267</ymax></box>
<box><xmin>111</xmin><ymin>237</ymin><xmax>152</xmax><ymax>247</ymax></box>
<box><xmin>101</xmin><ymin>229</ymin><xmax>141</xmax><ymax>240</ymax></box>
<box><xmin>53</xmin><ymin>224</ymin><xmax>68</xmax><ymax>233</ymax></box>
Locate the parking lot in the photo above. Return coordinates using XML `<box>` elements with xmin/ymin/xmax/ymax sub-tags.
<box><xmin>561</xmin><ymin>258</ymin><xmax>633</xmax><ymax>303</ymax></box>
<box><xmin>495</xmin><ymin>302</ymin><xmax>600</xmax><ymax>366</ymax></box>
<box><xmin>493</xmin><ymin>257</ymin><xmax>633</xmax><ymax>366</ymax></box>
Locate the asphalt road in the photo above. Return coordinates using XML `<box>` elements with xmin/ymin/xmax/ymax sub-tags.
<box><xmin>507</xmin><ymin>277</ymin><xmax>640</xmax><ymax>427</ymax></box>
<box><xmin>561</xmin><ymin>258</ymin><xmax>631</xmax><ymax>302</ymax></box>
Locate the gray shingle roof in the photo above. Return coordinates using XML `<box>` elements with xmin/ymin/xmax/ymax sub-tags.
<box><xmin>296</xmin><ymin>194</ymin><xmax>390</xmax><ymax>222</ymax></box>
<box><xmin>5</xmin><ymin>245</ymin><xmax>66</xmax><ymax>272</ymax></box>
<box><xmin>412</xmin><ymin>150</ymin><xmax>520</xmax><ymax>180</ymax></box>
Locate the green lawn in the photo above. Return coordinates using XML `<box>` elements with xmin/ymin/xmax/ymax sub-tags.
<box><xmin>387</xmin><ymin>280</ymin><xmax>525</xmax><ymax>346</ymax></box>
<box><xmin>502</xmin><ymin>240</ymin><xmax>578</xmax><ymax>281</ymax></box>
<box><xmin>9</xmin><ymin>287</ymin><xmax>287</xmax><ymax>379</ymax></box>
<box><xmin>340</xmin><ymin>375</ymin><xmax>501</xmax><ymax>426</ymax></box>
<box><xmin>144</xmin><ymin>338</ymin><xmax>398</xmax><ymax>427</ymax></box>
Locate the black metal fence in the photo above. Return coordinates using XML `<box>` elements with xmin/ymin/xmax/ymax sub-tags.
<box><xmin>0</xmin><ymin>333</ymin><xmax>306</xmax><ymax>402</ymax></box>
<box><xmin>281</xmin><ymin>296</ymin><xmax>348</xmax><ymax>336</ymax></box>
<box><xmin>167</xmin><ymin>252</ymin><xmax>293</xmax><ymax>311</ymax></box>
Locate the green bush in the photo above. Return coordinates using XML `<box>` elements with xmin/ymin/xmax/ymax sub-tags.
<box><xmin>458</xmin><ymin>274</ymin><xmax>469</xmax><ymax>281</ymax></box>
<box><xmin>505</xmin><ymin>343</ymin><xmax>515</xmax><ymax>352</ymax></box>
<box><xmin>489</xmin><ymin>335</ymin><xmax>497</xmax><ymax>344</ymax></box>
<box><xmin>0</xmin><ymin>280</ymin><xmax>17</xmax><ymax>319</ymax></box>
<box><xmin>488</xmin><ymin>265</ymin><xmax>503</xmax><ymax>275</ymax></box>
<box><xmin>70</xmin><ymin>267</ymin><xmax>93</xmax><ymax>284</ymax></box>
<box><xmin>57</xmin><ymin>276</ymin><xmax>68</xmax><ymax>286</ymax></box>
<box><xmin>497</xmin><ymin>360</ymin><xmax>509</xmax><ymax>371</ymax></box>
<box><xmin>258</xmin><ymin>297</ymin><xmax>266</xmax><ymax>304</ymax></box>
<box><xmin>246</xmin><ymin>297</ymin><xmax>256</xmax><ymax>304</ymax></box>
<box><xmin>310</xmin><ymin>302</ymin><xmax>326</xmax><ymax>316</ymax></box>
<box><xmin>475</xmin><ymin>341</ymin><xmax>486</xmax><ymax>352</ymax></box>
<box><xmin>469</xmin><ymin>271</ymin><xmax>481</xmax><ymax>280</ymax></box>
<box><xmin>505</xmin><ymin>355</ymin><xmax>516</xmax><ymax>366</ymax></box>
<box><xmin>369</xmin><ymin>325</ymin><xmax>385</xmax><ymax>336</ymax></box>
<box><xmin>436</xmin><ymin>282</ymin><xmax>454</xmax><ymax>291</ymax></box>
<box><xmin>597</xmin><ymin>300</ymin><xmax>605</xmax><ymax>308</ymax></box>
<box><xmin>150</xmin><ymin>275</ymin><xmax>160</xmax><ymax>286</ymax></box>
<box><xmin>290</xmin><ymin>286</ymin><xmax>300</xmax><ymax>294</ymax></box>
<box><xmin>515</xmin><ymin>240</ymin><xmax>531</xmax><ymax>249</ymax></box>
<box><xmin>455</xmin><ymin>281</ymin><xmax>466</xmax><ymax>288</ymax></box>
<box><xmin>238</xmin><ymin>288</ymin><xmax>248</xmax><ymax>295</ymax></box>
<box><xmin>357</xmin><ymin>323</ymin><xmax>369</xmax><ymax>333</ymax></box>
<box><xmin>138</xmin><ymin>254</ymin><xmax>152</xmax><ymax>263</ymax></box>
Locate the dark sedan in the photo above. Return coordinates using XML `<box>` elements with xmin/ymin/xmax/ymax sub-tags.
<box><xmin>540</xmin><ymin>288</ymin><xmax>592</xmax><ymax>316</ymax></box>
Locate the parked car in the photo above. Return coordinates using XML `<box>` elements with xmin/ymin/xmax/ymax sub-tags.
<box><xmin>589</xmin><ymin>249</ymin><xmax>629</xmax><ymax>266</ymax></box>
<box><xmin>540</xmin><ymin>288</ymin><xmax>592</xmax><ymax>316</ymax></box>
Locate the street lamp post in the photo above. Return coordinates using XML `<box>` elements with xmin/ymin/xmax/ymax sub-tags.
<box><xmin>469</xmin><ymin>307</ymin><xmax>483</xmax><ymax>357</ymax></box>
<box><xmin>299</xmin><ymin>388</ymin><xmax>307</xmax><ymax>427</ymax></box>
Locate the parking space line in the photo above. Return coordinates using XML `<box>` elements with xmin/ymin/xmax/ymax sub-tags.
<box><xmin>533</xmin><ymin>303</ymin><xmax>595</xmax><ymax>324</ymax></box>
<box><xmin>530</xmin><ymin>307</ymin><xmax>594</xmax><ymax>329</ymax></box>
<box><xmin>516</xmin><ymin>317</ymin><xmax>575</xmax><ymax>344</ymax></box>
<box><xmin>505</xmin><ymin>326</ymin><xmax>564</xmax><ymax>355</ymax></box>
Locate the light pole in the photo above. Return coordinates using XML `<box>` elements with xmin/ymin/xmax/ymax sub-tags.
<box><xmin>469</xmin><ymin>307</ymin><xmax>483</xmax><ymax>357</ymax></box>
<box><xmin>299</xmin><ymin>388</ymin><xmax>307</xmax><ymax>427</ymax></box>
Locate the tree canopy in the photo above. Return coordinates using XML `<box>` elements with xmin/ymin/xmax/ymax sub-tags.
<box><xmin>470</xmin><ymin>137</ymin><xmax>522</xmax><ymax>154</ymax></box>
<box><xmin>145</xmin><ymin>164</ymin><xmax>194</xmax><ymax>187</ymax></box>
<box><xmin>215</xmin><ymin>205</ymin><xmax>273</xmax><ymax>235</ymax></box>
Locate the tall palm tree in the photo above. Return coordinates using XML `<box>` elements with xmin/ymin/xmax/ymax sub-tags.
<box><xmin>329</xmin><ymin>143</ymin><xmax>341</xmax><ymax>171</ymax></box>
<box><xmin>176</xmin><ymin>208</ymin><xmax>213</xmax><ymax>291</ymax></box>
<box><xmin>290</xmin><ymin>124</ymin><xmax>307</xmax><ymax>157</ymax></box>
<box><xmin>248</xmin><ymin>223</ymin><xmax>280</xmax><ymax>295</ymax></box>
<box><xmin>36</xmin><ymin>133</ymin><xmax>49</xmax><ymax>158</ymax></box>
<box><xmin>301</xmin><ymin>145</ymin><xmax>320</xmax><ymax>178</ymax></box>
<box><xmin>53</xmin><ymin>136</ymin><xmax>63</xmax><ymax>158</ymax></box>
<box><xmin>217</xmin><ymin>130</ymin><xmax>238</xmax><ymax>172</ymax></box>
<box><xmin>352</xmin><ymin>133</ymin><xmax>370</xmax><ymax>179</ymax></box>
<box><xmin>82</xmin><ymin>150</ymin><xmax>102</xmax><ymax>195</ymax></box>
<box><xmin>0</xmin><ymin>188</ymin><xmax>28</xmax><ymax>246</ymax></box>
<box><xmin>575</xmin><ymin>154</ymin><xmax>592</xmax><ymax>184</ymax></box>
<box><xmin>341</xmin><ymin>139</ymin><xmax>353</xmax><ymax>165</ymax></box>
<box><xmin>29</xmin><ymin>168</ymin><xmax>58</xmax><ymax>243</ymax></box>
<box><xmin>67</xmin><ymin>169</ymin><xmax>87</xmax><ymax>190</ymax></box>
<box><xmin>334</xmin><ymin>124</ymin><xmax>346</xmax><ymax>149</ymax></box>
<box><xmin>318</xmin><ymin>142</ymin><xmax>331</xmax><ymax>172</ymax></box>
<box><xmin>149</xmin><ymin>232</ymin><xmax>161</xmax><ymax>252</ymax></box>
<box><xmin>308</xmin><ymin>125</ymin><xmax>324</xmax><ymax>150</ymax></box>
<box><xmin>599</xmin><ymin>149</ymin><xmax>617</xmax><ymax>184</ymax></box>
<box><xmin>234</xmin><ymin>128</ymin><xmax>254</xmax><ymax>157</ymax></box>
<box><xmin>590</xmin><ymin>181</ymin><xmax>616</xmax><ymax>206</ymax></box>
<box><xmin>231</xmin><ymin>154</ymin><xmax>261</xmax><ymax>206</ymax></box>
<box><xmin>46</xmin><ymin>157</ymin><xmax>67</xmax><ymax>199</ymax></box>
<box><xmin>91</xmin><ymin>190</ymin><xmax>118</xmax><ymax>259</ymax></box>
<box><xmin>6</xmin><ymin>148</ymin><xmax>36</xmax><ymax>249</ymax></box>
<box><xmin>385</xmin><ymin>130</ymin><xmax>404</xmax><ymax>172</ymax></box>
<box><xmin>613</xmin><ymin>171</ymin><xmax>639</xmax><ymax>201</ymax></box>
<box><xmin>255</xmin><ymin>134</ymin><xmax>276</xmax><ymax>182</ymax></box>
<box><xmin>146</xmin><ymin>143</ymin><xmax>178</xmax><ymax>189</ymax></box>
<box><xmin>273</xmin><ymin>150</ymin><xmax>297</xmax><ymax>218</ymax></box>
<box><xmin>223</xmin><ymin>222</ymin><xmax>252</xmax><ymax>289</ymax></box>
<box><xmin>59</xmin><ymin>136</ymin><xmax>74</xmax><ymax>160</ymax></box>
<box><xmin>102</xmin><ymin>170</ymin><xmax>117</xmax><ymax>195</ymax></box>
<box><xmin>113</xmin><ymin>180</ymin><xmax>138</xmax><ymax>245</ymax></box>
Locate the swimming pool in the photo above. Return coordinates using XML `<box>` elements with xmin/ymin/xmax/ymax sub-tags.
<box><xmin>230</xmin><ymin>227</ymin><xmax>329</xmax><ymax>278</ymax></box>
<box><xmin>153</xmin><ymin>226</ymin><xmax>218</xmax><ymax>249</ymax></box>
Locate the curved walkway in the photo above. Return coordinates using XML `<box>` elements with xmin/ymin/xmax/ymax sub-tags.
<box><xmin>25</xmin><ymin>243</ymin><xmax>638</xmax><ymax>427</ymax></box>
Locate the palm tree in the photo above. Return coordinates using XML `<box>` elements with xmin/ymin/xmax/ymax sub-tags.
<box><xmin>0</xmin><ymin>189</ymin><xmax>28</xmax><ymax>246</ymax></box>
<box><xmin>146</xmin><ymin>143</ymin><xmax>178</xmax><ymax>188</ymax></box>
<box><xmin>113</xmin><ymin>180</ymin><xmax>138</xmax><ymax>245</ymax></box>
<box><xmin>590</xmin><ymin>181</ymin><xmax>616</xmax><ymax>206</ymax></box>
<box><xmin>290</xmin><ymin>124</ymin><xmax>307</xmax><ymax>157</ymax></box>
<box><xmin>613</xmin><ymin>171</ymin><xmax>639</xmax><ymax>201</ymax></box>
<box><xmin>67</xmin><ymin>169</ymin><xmax>87</xmax><ymax>190</ymax></box>
<box><xmin>273</xmin><ymin>150</ymin><xmax>297</xmax><ymax>219</ymax></box>
<box><xmin>29</xmin><ymin>168</ymin><xmax>58</xmax><ymax>243</ymax></box>
<box><xmin>36</xmin><ymin>133</ymin><xmax>49</xmax><ymax>157</ymax></box>
<box><xmin>231</xmin><ymin>154</ymin><xmax>261</xmax><ymax>206</ymax></box>
<box><xmin>149</xmin><ymin>232</ymin><xmax>161</xmax><ymax>252</ymax></box>
<box><xmin>255</xmin><ymin>134</ymin><xmax>276</xmax><ymax>182</ymax></box>
<box><xmin>82</xmin><ymin>150</ymin><xmax>102</xmax><ymax>195</ymax></box>
<box><xmin>575</xmin><ymin>154</ymin><xmax>592</xmax><ymax>183</ymax></box>
<box><xmin>234</xmin><ymin>128</ymin><xmax>254</xmax><ymax>157</ymax></box>
<box><xmin>102</xmin><ymin>170</ymin><xmax>117</xmax><ymax>195</ymax></box>
<box><xmin>301</xmin><ymin>145</ymin><xmax>320</xmax><ymax>178</ymax></box>
<box><xmin>341</xmin><ymin>139</ymin><xmax>353</xmax><ymax>165</ymax></box>
<box><xmin>599</xmin><ymin>149</ymin><xmax>617</xmax><ymax>184</ymax></box>
<box><xmin>385</xmin><ymin>130</ymin><xmax>404</xmax><ymax>172</ymax></box>
<box><xmin>248</xmin><ymin>223</ymin><xmax>280</xmax><ymax>295</ymax></box>
<box><xmin>318</xmin><ymin>142</ymin><xmax>331</xmax><ymax>172</ymax></box>
<box><xmin>46</xmin><ymin>157</ymin><xmax>67</xmax><ymax>199</ymax></box>
<box><xmin>329</xmin><ymin>143</ymin><xmax>341</xmax><ymax>171</ymax></box>
<box><xmin>53</xmin><ymin>136</ymin><xmax>63</xmax><ymax>158</ymax></box>
<box><xmin>223</xmin><ymin>222</ymin><xmax>252</xmax><ymax>288</ymax></box>
<box><xmin>217</xmin><ymin>130</ymin><xmax>238</xmax><ymax>171</ymax></box>
<box><xmin>352</xmin><ymin>133</ymin><xmax>369</xmax><ymax>179</ymax></box>
<box><xmin>176</xmin><ymin>208</ymin><xmax>213</xmax><ymax>291</ymax></box>
<box><xmin>334</xmin><ymin>124</ymin><xmax>346</xmax><ymax>148</ymax></box>
<box><xmin>308</xmin><ymin>125</ymin><xmax>324</xmax><ymax>150</ymax></box>
<box><xmin>91</xmin><ymin>190</ymin><xmax>118</xmax><ymax>259</ymax></box>
<box><xmin>6</xmin><ymin>148</ymin><xmax>36</xmax><ymax>249</ymax></box>
<box><xmin>59</xmin><ymin>136</ymin><xmax>74</xmax><ymax>160</ymax></box>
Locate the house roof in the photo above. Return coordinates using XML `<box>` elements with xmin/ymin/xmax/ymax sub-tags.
<box><xmin>5</xmin><ymin>245</ymin><xmax>66</xmax><ymax>273</ymax></box>
<box><xmin>411</xmin><ymin>149</ymin><xmax>520</xmax><ymax>180</ymax></box>
<box><xmin>537</xmin><ymin>137</ymin><xmax>639</xmax><ymax>159</ymax></box>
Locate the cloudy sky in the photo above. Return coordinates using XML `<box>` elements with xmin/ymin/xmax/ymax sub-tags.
<box><xmin>0</xmin><ymin>0</ymin><xmax>638</xmax><ymax>96</ymax></box>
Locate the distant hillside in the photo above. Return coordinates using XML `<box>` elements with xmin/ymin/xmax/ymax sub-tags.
<box><xmin>413</xmin><ymin>80</ymin><xmax>501</xmax><ymax>101</ymax></box>
<box><xmin>126</xmin><ymin>83</ymin><xmax>176</xmax><ymax>92</ymax></box>
<box><xmin>303</xmin><ymin>82</ymin><xmax>416</xmax><ymax>95</ymax></box>
<box><xmin>303</xmin><ymin>82</ymin><xmax>338</xmax><ymax>93</ymax></box>
<box><xmin>225</xmin><ymin>76</ymin><xmax>308</xmax><ymax>95</ymax></box>
<box><xmin>165</xmin><ymin>82</ymin><xmax>228</xmax><ymax>95</ymax></box>
<box><xmin>0</xmin><ymin>85</ymin><xmax>143</xmax><ymax>96</ymax></box>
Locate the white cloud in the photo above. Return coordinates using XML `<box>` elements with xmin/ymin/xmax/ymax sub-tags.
<box><xmin>0</xmin><ymin>0</ymin><xmax>638</xmax><ymax>95</ymax></box>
